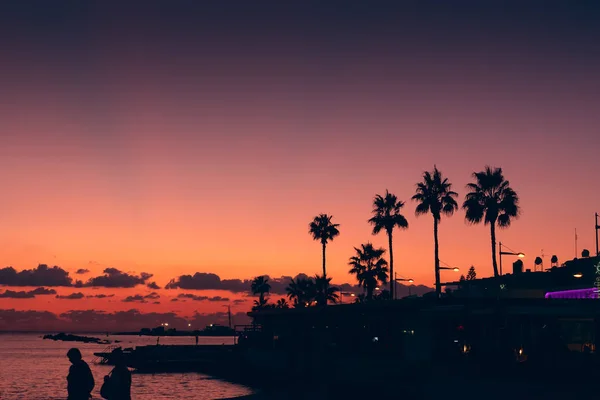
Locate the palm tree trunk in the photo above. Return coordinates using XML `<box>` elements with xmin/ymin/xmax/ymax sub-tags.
<box><xmin>434</xmin><ymin>218</ymin><xmax>441</xmax><ymax>298</ymax></box>
<box><xmin>388</xmin><ymin>233</ymin><xmax>394</xmax><ymax>299</ymax></box>
<box><xmin>322</xmin><ymin>242</ymin><xmax>327</xmax><ymax>278</ymax></box>
<box><xmin>322</xmin><ymin>243</ymin><xmax>327</xmax><ymax>305</ymax></box>
<box><xmin>491</xmin><ymin>223</ymin><xmax>499</xmax><ymax>277</ymax></box>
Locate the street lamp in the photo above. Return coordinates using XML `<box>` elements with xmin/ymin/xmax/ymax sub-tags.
<box><xmin>439</xmin><ymin>260</ymin><xmax>460</xmax><ymax>273</ymax></box>
<box><xmin>499</xmin><ymin>242</ymin><xmax>525</xmax><ymax>275</ymax></box>
<box><xmin>394</xmin><ymin>272</ymin><xmax>414</xmax><ymax>299</ymax></box>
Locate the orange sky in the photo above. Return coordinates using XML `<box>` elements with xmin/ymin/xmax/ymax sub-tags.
<box><xmin>0</xmin><ymin>1</ymin><xmax>599</xmax><ymax>324</ymax></box>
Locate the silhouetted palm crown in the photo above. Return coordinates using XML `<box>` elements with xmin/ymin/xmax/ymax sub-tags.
<box><xmin>309</xmin><ymin>214</ymin><xmax>340</xmax><ymax>245</ymax></box>
<box><xmin>314</xmin><ymin>274</ymin><xmax>339</xmax><ymax>305</ymax></box>
<box><xmin>251</xmin><ymin>276</ymin><xmax>271</xmax><ymax>296</ymax></box>
<box><xmin>251</xmin><ymin>276</ymin><xmax>271</xmax><ymax>309</ymax></box>
<box><xmin>275</xmin><ymin>298</ymin><xmax>289</xmax><ymax>309</ymax></box>
<box><xmin>368</xmin><ymin>191</ymin><xmax>409</xmax><ymax>235</ymax></box>
<box><xmin>348</xmin><ymin>243</ymin><xmax>389</xmax><ymax>300</ymax></box>
<box><xmin>463</xmin><ymin>166</ymin><xmax>519</xmax><ymax>227</ymax></box>
<box><xmin>412</xmin><ymin>167</ymin><xmax>458</xmax><ymax>220</ymax></box>
<box><xmin>286</xmin><ymin>276</ymin><xmax>315</xmax><ymax>308</ymax></box>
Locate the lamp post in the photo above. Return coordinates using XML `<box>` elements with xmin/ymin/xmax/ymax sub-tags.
<box><xmin>439</xmin><ymin>260</ymin><xmax>460</xmax><ymax>273</ymax></box>
<box><xmin>394</xmin><ymin>272</ymin><xmax>414</xmax><ymax>299</ymax></box>
<box><xmin>595</xmin><ymin>213</ymin><xmax>599</xmax><ymax>256</ymax></box>
<box><xmin>499</xmin><ymin>242</ymin><xmax>525</xmax><ymax>275</ymax></box>
<box><xmin>436</xmin><ymin>261</ymin><xmax>460</xmax><ymax>297</ymax></box>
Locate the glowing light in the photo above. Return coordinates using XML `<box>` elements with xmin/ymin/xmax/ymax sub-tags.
<box><xmin>545</xmin><ymin>288</ymin><xmax>598</xmax><ymax>299</ymax></box>
<box><xmin>452</xmin><ymin>267</ymin><xmax>460</xmax><ymax>272</ymax></box>
<box><xmin>518</xmin><ymin>253</ymin><xmax>525</xmax><ymax>258</ymax></box>
<box><xmin>574</xmin><ymin>273</ymin><xmax>583</xmax><ymax>278</ymax></box>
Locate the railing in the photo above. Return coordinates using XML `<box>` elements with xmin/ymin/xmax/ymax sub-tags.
<box><xmin>92</xmin><ymin>344</ymin><xmax>121</xmax><ymax>365</ymax></box>
<box><xmin>234</xmin><ymin>324</ymin><xmax>262</xmax><ymax>333</ymax></box>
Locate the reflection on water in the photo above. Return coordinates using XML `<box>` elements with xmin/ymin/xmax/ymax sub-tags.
<box><xmin>0</xmin><ymin>333</ymin><xmax>255</xmax><ymax>400</ymax></box>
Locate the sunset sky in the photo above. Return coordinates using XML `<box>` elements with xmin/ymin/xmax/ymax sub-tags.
<box><xmin>1</xmin><ymin>1</ymin><xmax>599</xmax><ymax>330</ymax></box>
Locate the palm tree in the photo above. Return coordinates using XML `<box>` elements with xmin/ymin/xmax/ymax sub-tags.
<box><xmin>276</xmin><ymin>298</ymin><xmax>290</xmax><ymax>309</ymax></box>
<box><xmin>252</xmin><ymin>296</ymin><xmax>269</xmax><ymax>310</ymax></box>
<box><xmin>368</xmin><ymin>190</ymin><xmax>408</xmax><ymax>299</ymax></box>
<box><xmin>463</xmin><ymin>166</ymin><xmax>520</xmax><ymax>277</ymax></box>
<box><xmin>412</xmin><ymin>166</ymin><xmax>458</xmax><ymax>297</ymax></box>
<box><xmin>286</xmin><ymin>276</ymin><xmax>315</xmax><ymax>308</ymax></box>
<box><xmin>348</xmin><ymin>243</ymin><xmax>389</xmax><ymax>300</ymax></box>
<box><xmin>314</xmin><ymin>275</ymin><xmax>339</xmax><ymax>306</ymax></box>
<box><xmin>309</xmin><ymin>214</ymin><xmax>340</xmax><ymax>278</ymax></box>
<box><xmin>251</xmin><ymin>276</ymin><xmax>271</xmax><ymax>306</ymax></box>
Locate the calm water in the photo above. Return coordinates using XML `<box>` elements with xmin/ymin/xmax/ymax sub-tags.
<box><xmin>0</xmin><ymin>333</ymin><xmax>256</xmax><ymax>400</ymax></box>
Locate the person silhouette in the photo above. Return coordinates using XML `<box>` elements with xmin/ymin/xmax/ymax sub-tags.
<box><xmin>102</xmin><ymin>348</ymin><xmax>131</xmax><ymax>400</ymax></box>
<box><xmin>66</xmin><ymin>348</ymin><xmax>95</xmax><ymax>400</ymax></box>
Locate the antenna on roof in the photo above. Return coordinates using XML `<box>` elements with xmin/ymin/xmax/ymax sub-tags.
<box><xmin>595</xmin><ymin>213</ymin><xmax>599</xmax><ymax>256</ymax></box>
<box><xmin>575</xmin><ymin>229</ymin><xmax>578</xmax><ymax>258</ymax></box>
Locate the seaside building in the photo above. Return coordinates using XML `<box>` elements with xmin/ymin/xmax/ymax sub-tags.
<box><xmin>245</xmin><ymin>255</ymin><xmax>600</xmax><ymax>377</ymax></box>
<box><xmin>445</xmin><ymin>255</ymin><xmax>600</xmax><ymax>299</ymax></box>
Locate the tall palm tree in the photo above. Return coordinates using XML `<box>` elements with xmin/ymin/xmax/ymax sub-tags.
<box><xmin>463</xmin><ymin>166</ymin><xmax>520</xmax><ymax>277</ymax></box>
<box><xmin>309</xmin><ymin>214</ymin><xmax>340</xmax><ymax>278</ymax></box>
<box><xmin>286</xmin><ymin>276</ymin><xmax>315</xmax><ymax>308</ymax></box>
<box><xmin>314</xmin><ymin>275</ymin><xmax>339</xmax><ymax>306</ymax></box>
<box><xmin>412</xmin><ymin>166</ymin><xmax>458</xmax><ymax>297</ymax></box>
<box><xmin>251</xmin><ymin>276</ymin><xmax>271</xmax><ymax>306</ymax></box>
<box><xmin>348</xmin><ymin>243</ymin><xmax>389</xmax><ymax>300</ymax></box>
<box><xmin>368</xmin><ymin>190</ymin><xmax>408</xmax><ymax>299</ymax></box>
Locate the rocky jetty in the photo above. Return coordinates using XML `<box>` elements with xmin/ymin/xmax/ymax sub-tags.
<box><xmin>43</xmin><ymin>332</ymin><xmax>110</xmax><ymax>344</ymax></box>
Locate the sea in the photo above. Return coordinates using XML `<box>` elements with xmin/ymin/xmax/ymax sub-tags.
<box><xmin>0</xmin><ymin>333</ymin><xmax>256</xmax><ymax>400</ymax></box>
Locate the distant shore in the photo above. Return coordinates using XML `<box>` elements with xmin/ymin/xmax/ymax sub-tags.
<box><xmin>113</xmin><ymin>331</ymin><xmax>236</xmax><ymax>337</ymax></box>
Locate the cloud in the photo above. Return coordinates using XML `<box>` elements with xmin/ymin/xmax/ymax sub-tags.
<box><xmin>123</xmin><ymin>295</ymin><xmax>146</xmax><ymax>303</ymax></box>
<box><xmin>83</xmin><ymin>268</ymin><xmax>153</xmax><ymax>288</ymax></box>
<box><xmin>177</xmin><ymin>294</ymin><xmax>230</xmax><ymax>302</ymax></box>
<box><xmin>56</xmin><ymin>292</ymin><xmax>85</xmax><ymax>300</ymax></box>
<box><xmin>0</xmin><ymin>309</ymin><xmax>62</xmax><ymax>331</ymax></box>
<box><xmin>86</xmin><ymin>294</ymin><xmax>115</xmax><ymax>299</ymax></box>
<box><xmin>122</xmin><ymin>292</ymin><xmax>160</xmax><ymax>303</ymax></box>
<box><xmin>75</xmin><ymin>269</ymin><xmax>90</xmax><ymax>275</ymax></box>
<box><xmin>165</xmin><ymin>272</ymin><xmax>308</xmax><ymax>294</ymax></box>
<box><xmin>146</xmin><ymin>282</ymin><xmax>160</xmax><ymax>290</ymax></box>
<box><xmin>165</xmin><ymin>272</ymin><xmax>366</xmax><ymax>296</ymax></box>
<box><xmin>165</xmin><ymin>272</ymin><xmax>247</xmax><ymax>292</ymax></box>
<box><xmin>0</xmin><ymin>264</ymin><xmax>73</xmax><ymax>287</ymax></box>
<box><xmin>30</xmin><ymin>287</ymin><xmax>58</xmax><ymax>295</ymax></box>
<box><xmin>0</xmin><ymin>308</ymin><xmax>252</xmax><ymax>332</ymax></box>
<box><xmin>232</xmin><ymin>299</ymin><xmax>247</xmax><ymax>305</ymax></box>
<box><xmin>0</xmin><ymin>287</ymin><xmax>57</xmax><ymax>299</ymax></box>
<box><xmin>152</xmin><ymin>301</ymin><xmax>160</xmax><ymax>305</ymax></box>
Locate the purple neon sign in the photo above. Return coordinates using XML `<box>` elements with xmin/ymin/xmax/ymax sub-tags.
<box><xmin>545</xmin><ymin>288</ymin><xmax>599</xmax><ymax>299</ymax></box>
